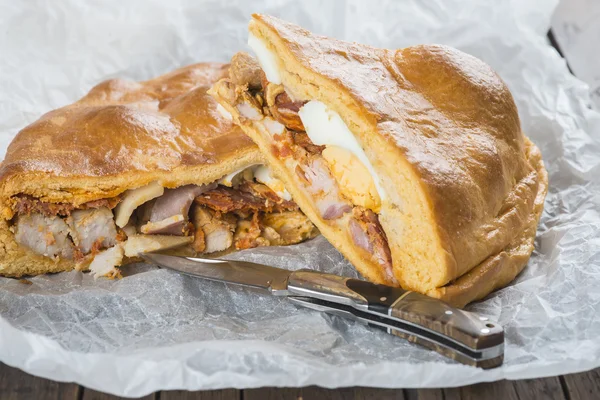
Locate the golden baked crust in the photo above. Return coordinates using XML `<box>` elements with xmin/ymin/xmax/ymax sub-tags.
<box><xmin>427</xmin><ymin>138</ymin><xmax>547</xmax><ymax>306</ymax></box>
<box><xmin>0</xmin><ymin>63</ymin><xmax>261</xmax><ymax>211</ymax></box>
<box><xmin>0</xmin><ymin>63</ymin><xmax>264</xmax><ymax>277</ymax></box>
<box><xmin>211</xmin><ymin>14</ymin><xmax>548</xmax><ymax>307</ymax></box>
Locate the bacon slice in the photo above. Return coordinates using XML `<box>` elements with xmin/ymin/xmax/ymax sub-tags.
<box><xmin>269</xmin><ymin>89</ymin><xmax>306</xmax><ymax>131</ymax></box>
<box><xmin>271</xmin><ymin>131</ymin><xmax>295</xmax><ymax>159</ymax></box>
<box><xmin>13</xmin><ymin>195</ymin><xmax>120</xmax><ymax>217</ymax></box>
<box><xmin>195</xmin><ymin>182</ymin><xmax>297</xmax><ymax>214</ymax></box>
<box><xmin>239</xmin><ymin>181</ymin><xmax>288</xmax><ymax>205</ymax></box>
<box><xmin>292</xmin><ymin>132</ymin><xmax>325</xmax><ymax>155</ymax></box>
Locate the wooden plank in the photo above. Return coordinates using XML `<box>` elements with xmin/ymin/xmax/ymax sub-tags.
<box><xmin>243</xmin><ymin>388</ymin><xmax>301</xmax><ymax>400</ymax></box>
<box><xmin>405</xmin><ymin>388</ymin><xmax>443</xmax><ymax>400</ymax></box>
<box><xmin>562</xmin><ymin>367</ymin><xmax>600</xmax><ymax>400</ymax></box>
<box><xmin>441</xmin><ymin>377</ymin><xmax>566</xmax><ymax>400</ymax></box>
<box><xmin>301</xmin><ymin>387</ymin><xmax>357</xmax><ymax>400</ymax></box>
<box><xmin>303</xmin><ymin>386</ymin><xmax>405</xmax><ymax>400</ymax></box>
<box><xmin>0</xmin><ymin>362</ymin><xmax>80</xmax><ymax>400</ymax></box>
<box><xmin>160</xmin><ymin>389</ymin><xmax>240</xmax><ymax>400</ymax></box>
<box><xmin>347</xmin><ymin>387</ymin><xmax>405</xmax><ymax>399</ymax></box>
<box><xmin>244</xmin><ymin>387</ymin><xmax>404</xmax><ymax>400</ymax></box>
<box><xmin>512</xmin><ymin>376</ymin><xmax>565</xmax><ymax>400</ymax></box>
<box><xmin>444</xmin><ymin>380</ymin><xmax>519</xmax><ymax>400</ymax></box>
<box><xmin>82</xmin><ymin>387</ymin><xmax>156</xmax><ymax>399</ymax></box>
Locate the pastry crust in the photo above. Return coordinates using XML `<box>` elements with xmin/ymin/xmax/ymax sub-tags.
<box><xmin>0</xmin><ymin>63</ymin><xmax>261</xmax><ymax>210</ymax></box>
<box><xmin>0</xmin><ymin>63</ymin><xmax>265</xmax><ymax>277</ymax></box>
<box><xmin>211</xmin><ymin>15</ymin><xmax>548</xmax><ymax>307</ymax></box>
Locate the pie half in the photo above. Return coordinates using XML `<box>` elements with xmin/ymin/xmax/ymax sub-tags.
<box><xmin>209</xmin><ymin>15</ymin><xmax>548</xmax><ymax>307</ymax></box>
<box><xmin>0</xmin><ymin>62</ymin><xmax>317</xmax><ymax>278</ymax></box>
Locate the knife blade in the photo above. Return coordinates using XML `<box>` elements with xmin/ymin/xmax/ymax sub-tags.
<box><xmin>141</xmin><ymin>252</ymin><xmax>291</xmax><ymax>293</ymax></box>
<box><xmin>140</xmin><ymin>252</ymin><xmax>504</xmax><ymax>369</ymax></box>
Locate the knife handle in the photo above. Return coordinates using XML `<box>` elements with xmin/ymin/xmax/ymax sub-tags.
<box><xmin>344</xmin><ymin>279</ymin><xmax>504</xmax><ymax>350</ymax></box>
<box><xmin>287</xmin><ymin>271</ymin><xmax>503</xmax><ymax>355</ymax></box>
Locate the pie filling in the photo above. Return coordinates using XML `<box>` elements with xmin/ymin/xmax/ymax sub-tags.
<box><xmin>9</xmin><ymin>165</ymin><xmax>317</xmax><ymax>278</ymax></box>
<box><xmin>216</xmin><ymin>43</ymin><xmax>396</xmax><ymax>283</ymax></box>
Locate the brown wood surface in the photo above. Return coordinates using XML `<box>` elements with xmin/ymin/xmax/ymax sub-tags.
<box><xmin>0</xmin><ymin>362</ymin><xmax>80</xmax><ymax>400</ymax></box>
<box><xmin>82</xmin><ymin>388</ymin><xmax>156</xmax><ymax>400</ymax></box>
<box><xmin>161</xmin><ymin>389</ymin><xmax>240</xmax><ymax>400</ymax></box>
<box><xmin>561</xmin><ymin>368</ymin><xmax>600</xmax><ymax>400</ymax></box>
<box><xmin>1</xmin><ymin>362</ymin><xmax>598</xmax><ymax>399</ymax></box>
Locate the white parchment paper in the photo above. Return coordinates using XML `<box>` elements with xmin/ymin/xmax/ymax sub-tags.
<box><xmin>552</xmin><ymin>0</ymin><xmax>600</xmax><ymax>109</ymax></box>
<box><xmin>2</xmin><ymin>0</ymin><xmax>600</xmax><ymax>396</ymax></box>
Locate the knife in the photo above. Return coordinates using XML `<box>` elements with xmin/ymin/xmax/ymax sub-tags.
<box><xmin>140</xmin><ymin>253</ymin><xmax>504</xmax><ymax>369</ymax></box>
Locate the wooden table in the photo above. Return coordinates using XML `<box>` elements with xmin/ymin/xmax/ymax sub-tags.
<box><xmin>1</xmin><ymin>362</ymin><xmax>598</xmax><ymax>399</ymax></box>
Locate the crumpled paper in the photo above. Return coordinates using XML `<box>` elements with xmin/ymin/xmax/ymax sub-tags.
<box><xmin>552</xmin><ymin>0</ymin><xmax>600</xmax><ymax>109</ymax></box>
<box><xmin>1</xmin><ymin>0</ymin><xmax>600</xmax><ymax>396</ymax></box>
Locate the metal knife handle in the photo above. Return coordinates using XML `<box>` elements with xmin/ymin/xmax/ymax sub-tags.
<box><xmin>288</xmin><ymin>294</ymin><xmax>504</xmax><ymax>369</ymax></box>
<box><xmin>287</xmin><ymin>271</ymin><xmax>503</xmax><ymax>352</ymax></box>
<box><xmin>344</xmin><ymin>280</ymin><xmax>504</xmax><ymax>351</ymax></box>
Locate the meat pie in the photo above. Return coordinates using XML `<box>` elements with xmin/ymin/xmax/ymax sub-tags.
<box><xmin>209</xmin><ymin>15</ymin><xmax>548</xmax><ymax>307</ymax></box>
<box><xmin>0</xmin><ymin>63</ymin><xmax>318</xmax><ymax>279</ymax></box>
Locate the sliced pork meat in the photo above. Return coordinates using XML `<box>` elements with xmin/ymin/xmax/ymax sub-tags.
<box><xmin>150</xmin><ymin>184</ymin><xmax>216</xmax><ymax>221</ymax></box>
<box><xmin>191</xmin><ymin>205</ymin><xmax>236</xmax><ymax>253</ymax></box>
<box><xmin>144</xmin><ymin>184</ymin><xmax>215</xmax><ymax>235</ymax></box>
<box><xmin>234</xmin><ymin>213</ymin><xmax>268</xmax><ymax>250</ymax></box>
<box><xmin>348</xmin><ymin>218</ymin><xmax>372</xmax><ymax>252</ymax></box>
<box><xmin>68</xmin><ymin>207</ymin><xmax>118</xmax><ymax>254</ymax></box>
<box><xmin>136</xmin><ymin>199</ymin><xmax>155</xmax><ymax>228</ymax></box>
<box><xmin>14</xmin><ymin>214</ymin><xmax>74</xmax><ymax>259</ymax></box>
<box><xmin>298</xmin><ymin>157</ymin><xmax>336</xmax><ymax>194</ymax></box>
<box><xmin>260</xmin><ymin>211</ymin><xmax>318</xmax><ymax>245</ymax></box>
<box><xmin>350</xmin><ymin>207</ymin><xmax>395</xmax><ymax>284</ymax></box>
<box><xmin>297</xmin><ymin>158</ymin><xmax>352</xmax><ymax>220</ymax></box>
<box><xmin>88</xmin><ymin>245</ymin><xmax>123</xmax><ymax>279</ymax></box>
<box><xmin>260</xmin><ymin>226</ymin><xmax>282</xmax><ymax>244</ymax></box>
<box><xmin>203</xmin><ymin>226</ymin><xmax>235</xmax><ymax>253</ymax></box>
<box><xmin>319</xmin><ymin>200</ymin><xmax>353</xmax><ymax>220</ymax></box>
